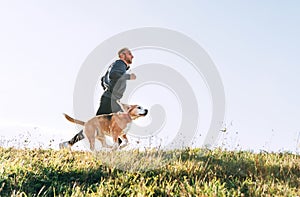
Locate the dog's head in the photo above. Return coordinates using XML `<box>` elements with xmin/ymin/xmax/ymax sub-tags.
<box><xmin>118</xmin><ymin>102</ymin><xmax>148</xmax><ymax>120</ymax></box>
<box><xmin>128</xmin><ymin>105</ymin><xmax>148</xmax><ymax>118</ymax></box>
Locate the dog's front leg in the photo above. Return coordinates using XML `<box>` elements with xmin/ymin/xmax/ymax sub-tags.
<box><xmin>119</xmin><ymin>134</ymin><xmax>129</xmax><ymax>149</ymax></box>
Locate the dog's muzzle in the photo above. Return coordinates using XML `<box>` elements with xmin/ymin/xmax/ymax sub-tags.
<box><xmin>142</xmin><ymin>109</ymin><xmax>148</xmax><ymax>116</ymax></box>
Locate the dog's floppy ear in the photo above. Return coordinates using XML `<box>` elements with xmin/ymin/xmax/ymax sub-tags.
<box><xmin>116</xmin><ymin>100</ymin><xmax>130</xmax><ymax>112</ymax></box>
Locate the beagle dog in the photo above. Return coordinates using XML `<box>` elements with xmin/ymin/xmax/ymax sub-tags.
<box><xmin>63</xmin><ymin>104</ymin><xmax>148</xmax><ymax>151</ymax></box>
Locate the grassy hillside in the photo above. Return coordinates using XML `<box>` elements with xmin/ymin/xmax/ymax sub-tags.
<box><xmin>0</xmin><ymin>147</ymin><xmax>299</xmax><ymax>196</ymax></box>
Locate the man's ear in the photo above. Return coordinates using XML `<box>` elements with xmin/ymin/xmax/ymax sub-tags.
<box><xmin>119</xmin><ymin>53</ymin><xmax>125</xmax><ymax>59</ymax></box>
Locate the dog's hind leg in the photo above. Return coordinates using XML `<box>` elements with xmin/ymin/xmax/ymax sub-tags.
<box><xmin>95</xmin><ymin>128</ymin><xmax>112</xmax><ymax>149</ymax></box>
<box><xmin>84</xmin><ymin>126</ymin><xmax>96</xmax><ymax>151</ymax></box>
<box><xmin>88</xmin><ymin>136</ymin><xmax>95</xmax><ymax>151</ymax></box>
<box><xmin>111</xmin><ymin>133</ymin><xmax>120</xmax><ymax>150</ymax></box>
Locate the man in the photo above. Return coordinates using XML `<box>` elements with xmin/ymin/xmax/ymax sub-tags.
<box><xmin>59</xmin><ymin>47</ymin><xmax>136</xmax><ymax>149</ymax></box>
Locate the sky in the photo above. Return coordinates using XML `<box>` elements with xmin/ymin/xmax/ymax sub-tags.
<box><xmin>0</xmin><ymin>1</ymin><xmax>299</xmax><ymax>152</ymax></box>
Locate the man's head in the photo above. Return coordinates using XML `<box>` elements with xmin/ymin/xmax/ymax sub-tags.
<box><xmin>118</xmin><ymin>48</ymin><xmax>134</xmax><ymax>65</ymax></box>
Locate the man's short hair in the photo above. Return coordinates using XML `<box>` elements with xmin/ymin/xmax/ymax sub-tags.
<box><xmin>118</xmin><ymin>48</ymin><xmax>130</xmax><ymax>57</ymax></box>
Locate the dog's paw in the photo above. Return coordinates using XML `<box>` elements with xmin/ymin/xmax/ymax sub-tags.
<box><xmin>119</xmin><ymin>142</ymin><xmax>129</xmax><ymax>149</ymax></box>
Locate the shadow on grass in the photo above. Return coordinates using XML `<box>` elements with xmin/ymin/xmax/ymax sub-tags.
<box><xmin>1</xmin><ymin>164</ymin><xmax>121</xmax><ymax>196</ymax></box>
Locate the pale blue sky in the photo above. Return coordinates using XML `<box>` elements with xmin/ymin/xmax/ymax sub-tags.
<box><xmin>0</xmin><ymin>1</ymin><xmax>299</xmax><ymax>151</ymax></box>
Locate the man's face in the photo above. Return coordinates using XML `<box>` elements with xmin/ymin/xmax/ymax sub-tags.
<box><xmin>123</xmin><ymin>50</ymin><xmax>134</xmax><ymax>65</ymax></box>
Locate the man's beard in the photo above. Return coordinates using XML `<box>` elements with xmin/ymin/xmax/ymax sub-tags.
<box><xmin>125</xmin><ymin>58</ymin><xmax>132</xmax><ymax>64</ymax></box>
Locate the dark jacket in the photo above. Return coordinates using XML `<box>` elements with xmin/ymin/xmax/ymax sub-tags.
<box><xmin>103</xmin><ymin>60</ymin><xmax>130</xmax><ymax>100</ymax></box>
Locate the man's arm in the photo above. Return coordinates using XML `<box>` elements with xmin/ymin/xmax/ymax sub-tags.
<box><xmin>109</xmin><ymin>61</ymin><xmax>133</xmax><ymax>81</ymax></box>
<box><xmin>110</xmin><ymin>67</ymin><xmax>129</xmax><ymax>80</ymax></box>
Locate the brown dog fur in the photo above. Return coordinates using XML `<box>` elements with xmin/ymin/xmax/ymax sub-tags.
<box><xmin>64</xmin><ymin>104</ymin><xmax>148</xmax><ymax>151</ymax></box>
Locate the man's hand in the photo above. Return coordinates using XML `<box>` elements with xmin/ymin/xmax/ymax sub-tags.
<box><xmin>130</xmin><ymin>73</ymin><xmax>136</xmax><ymax>80</ymax></box>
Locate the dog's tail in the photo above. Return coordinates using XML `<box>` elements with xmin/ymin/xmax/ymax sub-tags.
<box><xmin>63</xmin><ymin>113</ymin><xmax>85</xmax><ymax>126</ymax></box>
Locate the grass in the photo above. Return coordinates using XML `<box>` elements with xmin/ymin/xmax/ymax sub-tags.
<box><xmin>0</xmin><ymin>147</ymin><xmax>299</xmax><ymax>196</ymax></box>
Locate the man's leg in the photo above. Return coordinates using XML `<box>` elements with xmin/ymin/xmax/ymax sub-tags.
<box><xmin>97</xmin><ymin>96</ymin><xmax>122</xmax><ymax>145</ymax></box>
<box><xmin>60</xmin><ymin>94</ymin><xmax>111</xmax><ymax>149</ymax></box>
<box><xmin>96</xmin><ymin>95</ymin><xmax>123</xmax><ymax>145</ymax></box>
<box><xmin>59</xmin><ymin>94</ymin><xmax>123</xmax><ymax>149</ymax></box>
<box><xmin>68</xmin><ymin>130</ymin><xmax>85</xmax><ymax>145</ymax></box>
<box><xmin>59</xmin><ymin>130</ymin><xmax>85</xmax><ymax>149</ymax></box>
<box><xmin>96</xmin><ymin>95</ymin><xmax>112</xmax><ymax>115</ymax></box>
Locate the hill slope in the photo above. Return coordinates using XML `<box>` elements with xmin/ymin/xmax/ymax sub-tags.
<box><xmin>0</xmin><ymin>147</ymin><xmax>299</xmax><ymax>196</ymax></box>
